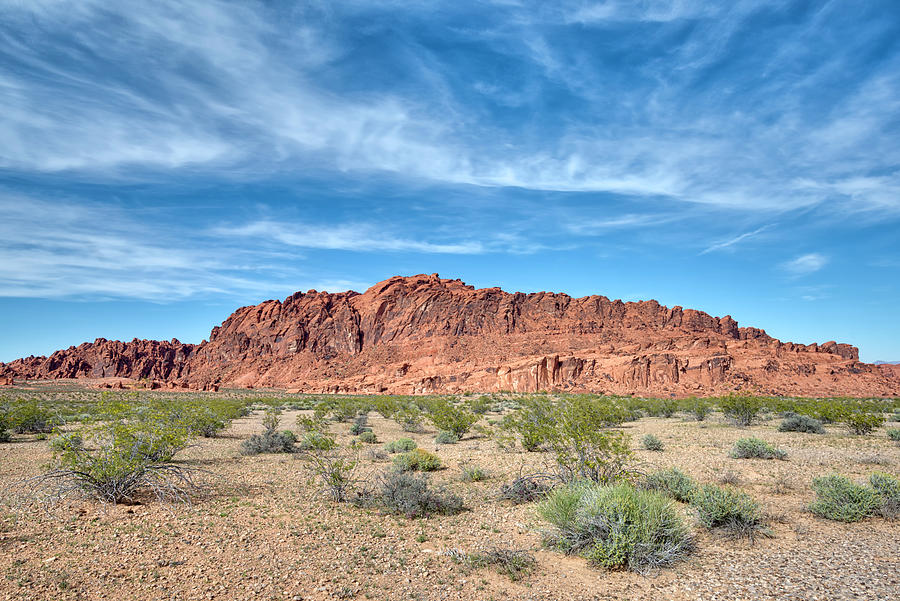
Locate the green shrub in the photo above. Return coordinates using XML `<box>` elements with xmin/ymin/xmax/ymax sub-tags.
<box><xmin>549</xmin><ymin>396</ymin><xmax>634</xmax><ymax>483</ymax></box>
<box><xmin>729</xmin><ymin>437</ymin><xmax>786</xmax><ymax>460</ymax></box>
<box><xmin>0</xmin><ymin>411</ymin><xmax>10</xmax><ymax>443</ymax></box>
<box><xmin>842</xmin><ymin>411</ymin><xmax>885</xmax><ymax>435</ymax></box>
<box><xmin>425</xmin><ymin>400</ymin><xmax>478</xmax><ymax>438</ymax></box>
<box><xmin>869</xmin><ymin>472</ymin><xmax>900</xmax><ymax>519</ymax></box>
<box><xmin>9</xmin><ymin>400</ymin><xmax>61</xmax><ymax>434</ymax></box>
<box><xmin>297</xmin><ymin>431</ymin><xmax>336</xmax><ymax>451</ymax></box>
<box><xmin>374</xmin><ymin>472</ymin><xmax>463</xmax><ymax>518</ymax></box>
<box><xmin>657</xmin><ymin>398</ymin><xmax>679</xmax><ymax>418</ymax></box>
<box><xmin>180</xmin><ymin>404</ymin><xmax>231</xmax><ymax>438</ymax></box>
<box><xmin>499</xmin><ymin>395</ymin><xmax>555</xmax><ymax>451</ymax></box>
<box><xmin>460</xmin><ymin>465</ymin><xmax>488</xmax><ymax>482</ymax></box>
<box><xmin>48</xmin><ymin>431</ymin><xmax>83</xmax><ymax>453</ymax></box>
<box><xmin>778</xmin><ymin>414</ymin><xmax>825</xmax><ymax>434</ymax></box>
<box><xmin>394</xmin><ymin>406</ymin><xmax>424</xmax><ymax>432</ymax></box>
<box><xmin>435</xmin><ymin>430</ymin><xmax>459</xmax><ymax>445</ymax></box>
<box><xmin>466</xmin><ymin>395</ymin><xmax>493</xmax><ymax>415</ymax></box>
<box><xmin>538</xmin><ymin>482</ymin><xmax>693</xmax><ymax>573</ymax></box>
<box><xmin>261</xmin><ymin>407</ymin><xmax>281</xmax><ymax>432</ymax></box>
<box><xmin>349</xmin><ymin>415</ymin><xmax>371</xmax><ymax>436</ymax></box>
<box><xmin>802</xmin><ymin>399</ymin><xmax>844</xmax><ymax>424</ymax></box>
<box><xmin>691</xmin><ymin>484</ymin><xmax>769</xmax><ymax>538</ymax></box>
<box><xmin>241</xmin><ymin>429</ymin><xmax>297</xmax><ymax>455</ymax></box>
<box><xmin>32</xmin><ymin>404</ymin><xmax>195</xmax><ymax>504</ymax></box>
<box><xmin>370</xmin><ymin>396</ymin><xmax>400</xmax><ymax>419</ymax></box>
<box><xmin>393</xmin><ymin>449</ymin><xmax>442</xmax><ymax>472</ymax></box>
<box><xmin>718</xmin><ymin>394</ymin><xmax>765</xmax><ymax>426</ymax></box>
<box><xmin>296</xmin><ymin>414</ymin><xmax>329</xmax><ymax>433</ymax></box>
<box><xmin>301</xmin><ymin>448</ymin><xmax>359</xmax><ymax>502</ymax></box>
<box><xmin>357</xmin><ymin>431</ymin><xmax>378</xmax><ymax>444</ymax></box>
<box><xmin>683</xmin><ymin>397</ymin><xmax>712</xmax><ymax>421</ymax></box>
<box><xmin>383</xmin><ymin>438</ymin><xmax>417</xmax><ymax>453</ymax></box>
<box><xmin>809</xmin><ymin>474</ymin><xmax>880</xmax><ymax>522</ymax></box>
<box><xmin>640</xmin><ymin>434</ymin><xmax>664</xmax><ymax>451</ymax></box>
<box><xmin>888</xmin><ymin>428</ymin><xmax>900</xmax><ymax>443</ymax></box>
<box><xmin>640</xmin><ymin>468</ymin><xmax>697</xmax><ymax>503</ymax></box>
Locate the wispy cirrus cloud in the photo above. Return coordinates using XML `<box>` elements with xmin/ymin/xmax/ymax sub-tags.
<box><xmin>700</xmin><ymin>225</ymin><xmax>773</xmax><ymax>254</ymax></box>
<box><xmin>1</xmin><ymin>0</ymin><xmax>899</xmax><ymax>217</ymax></box>
<box><xmin>213</xmin><ymin>220</ymin><xmax>484</xmax><ymax>255</ymax></box>
<box><xmin>781</xmin><ymin>253</ymin><xmax>829</xmax><ymax>277</ymax></box>
<box><xmin>0</xmin><ymin>194</ymin><xmax>374</xmax><ymax>300</ymax></box>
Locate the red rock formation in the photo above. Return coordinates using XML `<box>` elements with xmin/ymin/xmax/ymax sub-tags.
<box><xmin>1</xmin><ymin>274</ymin><xmax>896</xmax><ymax>396</ymax></box>
<box><xmin>3</xmin><ymin>338</ymin><xmax>196</xmax><ymax>382</ymax></box>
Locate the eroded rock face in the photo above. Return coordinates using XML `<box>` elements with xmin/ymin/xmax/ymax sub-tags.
<box><xmin>1</xmin><ymin>274</ymin><xmax>896</xmax><ymax>396</ymax></box>
<box><xmin>3</xmin><ymin>338</ymin><xmax>196</xmax><ymax>382</ymax></box>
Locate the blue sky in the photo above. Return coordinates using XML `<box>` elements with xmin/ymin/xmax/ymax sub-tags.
<box><xmin>1</xmin><ymin>0</ymin><xmax>899</xmax><ymax>362</ymax></box>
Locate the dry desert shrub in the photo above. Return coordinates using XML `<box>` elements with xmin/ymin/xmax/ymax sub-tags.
<box><xmin>729</xmin><ymin>437</ymin><xmax>787</xmax><ymax>460</ymax></box>
<box><xmin>691</xmin><ymin>484</ymin><xmax>771</xmax><ymax>539</ymax></box>
<box><xmin>359</xmin><ymin>471</ymin><xmax>463</xmax><ymax>518</ymax></box>
<box><xmin>538</xmin><ymin>481</ymin><xmax>693</xmax><ymax>573</ymax></box>
<box><xmin>640</xmin><ymin>468</ymin><xmax>697</xmax><ymax>503</ymax></box>
<box><xmin>445</xmin><ymin>546</ymin><xmax>537</xmax><ymax>581</ymax></box>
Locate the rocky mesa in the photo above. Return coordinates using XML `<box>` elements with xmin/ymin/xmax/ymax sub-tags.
<box><xmin>2</xmin><ymin>274</ymin><xmax>898</xmax><ymax>397</ymax></box>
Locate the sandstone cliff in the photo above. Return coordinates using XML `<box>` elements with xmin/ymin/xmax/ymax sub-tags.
<box><xmin>2</xmin><ymin>274</ymin><xmax>897</xmax><ymax>397</ymax></box>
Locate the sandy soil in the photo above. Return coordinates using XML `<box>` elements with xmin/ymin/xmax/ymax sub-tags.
<box><xmin>1</xmin><ymin>407</ymin><xmax>898</xmax><ymax>601</ymax></box>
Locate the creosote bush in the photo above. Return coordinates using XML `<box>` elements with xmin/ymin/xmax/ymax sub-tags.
<box><xmin>425</xmin><ymin>400</ymin><xmax>479</xmax><ymax>438</ymax></box>
<box><xmin>691</xmin><ymin>484</ymin><xmax>770</xmax><ymax>539</ymax></box>
<box><xmin>842</xmin><ymin>411</ymin><xmax>885</xmax><ymax>435</ymax></box>
<box><xmin>394</xmin><ymin>406</ymin><xmax>424</xmax><ymax>433</ymax></box>
<box><xmin>297</xmin><ymin>431</ymin><xmax>336</xmax><ymax>451</ymax></box>
<box><xmin>393</xmin><ymin>448</ymin><xmax>442</xmax><ymax>472</ymax></box>
<box><xmin>640</xmin><ymin>434</ymin><xmax>664</xmax><ymax>451</ymax></box>
<box><xmin>809</xmin><ymin>474</ymin><xmax>880</xmax><ymax>522</ymax></box>
<box><xmin>778</xmin><ymin>414</ymin><xmax>825</xmax><ymax>434</ymax></box>
<box><xmin>640</xmin><ymin>468</ymin><xmax>697</xmax><ymax>503</ymax></box>
<box><xmin>48</xmin><ymin>431</ymin><xmax>83</xmax><ymax>453</ymax></box>
<box><xmin>26</xmin><ymin>400</ymin><xmax>199</xmax><ymax>505</ymax></box>
<box><xmin>729</xmin><ymin>437</ymin><xmax>786</xmax><ymax>460</ymax></box>
<box><xmin>683</xmin><ymin>397</ymin><xmax>712</xmax><ymax>421</ymax></box>
<box><xmin>301</xmin><ymin>447</ymin><xmax>360</xmax><ymax>502</ymax></box>
<box><xmin>261</xmin><ymin>407</ymin><xmax>281</xmax><ymax>432</ymax></box>
<box><xmin>549</xmin><ymin>396</ymin><xmax>635</xmax><ymax>484</ymax></box>
<box><xmin>0</xmin><ymin>411</ymin><xmax>10</xmax><ymax>443</ymax></box>
<box><xmin>383</xmin><ymin>438</ymin><xmax>417</xmax><ymax>453</ymax></box>
<box><xmin>718</xmin><ymin>393</ymin><xmax>765</xmax><ymax>427</ymax></box>
<box><xmin>9</xmin><ymin>400</ymin><xmax>61</xmax><ymax>434</ymax></box>
<box><xmin>498</xmin><ymin>395</ymin><xmax>555</xmax><ymax>451</ymax></box>
<box><xmin>538</xmin><ymin>481</ymin><xmax>693</xmax><ymax>573</ymax></box>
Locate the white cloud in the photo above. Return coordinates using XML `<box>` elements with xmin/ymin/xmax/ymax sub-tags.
<box><xmin>0</xmin><ymin>194</ymin><xmax>373</xmax><ymax>300</ymax></box>
<box><xmin>781</xmin><ymin>253</ymin><xmax>829</xmax><ymax>276</ymax></box>
<box><xmin>0</xmin><ymin>0</ymin><xmax>898</xmax><ymax>218</ymax></box>
<box><xmin>214</xmin><ymin>220</ymin><xmax>484</xmax><ymax>254</ymax></box>
<box><xmin>700</xmin><ymin>225</ymin><xmax>773</xmax><ymax>254</ymax></box>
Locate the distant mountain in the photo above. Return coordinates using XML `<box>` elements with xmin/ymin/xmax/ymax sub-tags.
<box><xmin>2</xmin><ymin>274</ymin><xmax>899</xmax><ymax>397</ymax></box>
<box><xmin>873</xmin><ymin>360</ymin><xmax>900</xmax><ymax>365</ymax></box>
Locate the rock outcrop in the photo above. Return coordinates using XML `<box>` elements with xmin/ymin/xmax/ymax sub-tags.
<box><xmin>2</xmin><ymin>274</ymin><xmax>897</xmax><ymax>396</ymax></box>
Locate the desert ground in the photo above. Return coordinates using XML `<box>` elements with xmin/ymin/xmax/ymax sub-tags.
<box><xmin>1</xmin><ymin>386</ymin><xmax>898</xmax><ymax>601</ymax></box>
